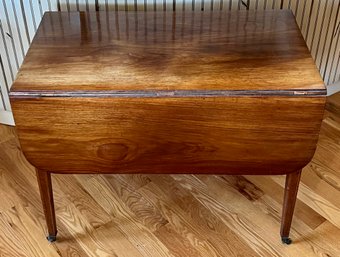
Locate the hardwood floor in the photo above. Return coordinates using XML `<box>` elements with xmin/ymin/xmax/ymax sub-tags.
<box><xmin>1</xmin><ymin>95</ymin><xmax>340</xmax><ymax>256</ymax></box>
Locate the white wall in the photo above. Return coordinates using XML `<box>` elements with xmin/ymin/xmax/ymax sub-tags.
<box><xmin>0</xmin><ymin>0</ymin><xmax>339</xmax><ymax>125</ymax></box>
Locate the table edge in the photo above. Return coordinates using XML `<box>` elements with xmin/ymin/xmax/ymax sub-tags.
<box><xmin>9</xmin><ymin>89</ymin><xmax>327</xmax><ymax>98</ymax></box>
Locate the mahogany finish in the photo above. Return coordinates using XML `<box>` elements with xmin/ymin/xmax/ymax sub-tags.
<box><xmin>10</xmin><ymin>10</ymin><xmax>326</xmax><ymax>243</ymax></box>
<box><xmin>280</xmin><ymin>169</ymin><xmax>302</xmax><ymax>244</ymax></box>
<box><xmin>11</xmin><ymin>10</ymin><xmax>324</xmax><ymax>93</ymax></box>
<box><xmin>12</xmin><ymin>97</ymin><xmax>324</xmax><ymax>175</ymax></box>
<box><xmin>36</xmin><ymin>170</ymin><xmax>57</xmax><ymax>242</ymax></box>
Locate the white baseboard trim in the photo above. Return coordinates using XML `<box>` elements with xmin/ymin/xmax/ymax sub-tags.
<box><xmin>327</xmin><ymin>81</ymin><xmax>340</xmax><ymax>96</ymax></box>
<box><xmin>0</xmin><ymin>110</ymin><xmax>15</xmax><ymax>126</ymax></box>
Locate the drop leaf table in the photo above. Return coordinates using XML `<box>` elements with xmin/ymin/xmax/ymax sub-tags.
<box><xmin>10</xmin><ymin>10</ymin><xmax>326</xmax><ymax>244</ymax></box>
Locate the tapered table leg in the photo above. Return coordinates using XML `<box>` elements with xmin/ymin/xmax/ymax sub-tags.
<box><xmin>36</xmin><ymin>170</ymin><xmax>57</xmax><ymax>242</ymax></box>
<box><xmin>280</xmin><ymin>169</ymin><xmax>302</xmax><ymax>244</ymax></box>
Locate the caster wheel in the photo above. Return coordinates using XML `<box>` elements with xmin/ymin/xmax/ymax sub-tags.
<box><xmin>281</xmin><ymin>237</ymin><xmax>292</xmax><ymax>245</ymax></box>
<box><xmin>47</xmin><ymin>234</ymin><xmax>57</xmax><ymax>242</ymax></box>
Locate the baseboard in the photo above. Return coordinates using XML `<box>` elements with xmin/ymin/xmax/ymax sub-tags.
<box><xmin>327</xmin><ymin>81</ymin><xmax>340</xmax><ymax>96</ymax></box>
<box><xmin>0</xmin><ymin>110</ymin><xmax>15</xmax><ymax>126</ymax></box>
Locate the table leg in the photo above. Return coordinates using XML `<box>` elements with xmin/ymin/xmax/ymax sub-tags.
<box><xmin>36</xmin><ymin>170</ymin><xmax>57</xmax><ymax>242</ymax></box>
<box><xmin>280</xmin><ymin>169</ymin><xmax>302</xmax><ymax>244</ymax></box>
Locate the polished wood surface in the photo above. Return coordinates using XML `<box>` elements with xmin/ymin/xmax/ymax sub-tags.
<box><xmin>280</xmin><ymin>169</ymin><xmax>301</xmax><ymax>243</ymax></box>
<box><xmin>11</xmin><ymin>10</ymin><xmax>325</xmax><ymax>93</ymax></box>
<box><xmin>36</xmin><ymin>170</ymin><xmax>57</xmax><ymax>241</ymax></box>
<box><xmin>11</xmin><ymin>96</ymin><xmax>324</xmax><ymax>174</ymax></box>
<box><xmin>10</xmin><ymin>10</ymin><xmax>326</xmax><ymax>175</ymax></box>
<box><xmin>9</xmin><ymin>10</ymin><xmax>326</xmax><ymax>243</ymax></box>
<box><xmin>0</xmin><ymin>91</ymin><xmax>340</xmax><ymax>255</ymax></box>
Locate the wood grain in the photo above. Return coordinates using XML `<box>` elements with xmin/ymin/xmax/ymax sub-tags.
<box><xmin>1</xmin><ymin>89</ymin><xmax>340</xmax><ymax>256</ymax></box>
<box><xmin>7</xmin><ymin>9</ymin><xmax>327</xmax><ymax>250</ymax></box>
<box><xmin>10</xmin><ymin>10</ymin><xmax>325</xmax><ymax>93</ymax></box>
<box><xmin>138</xmin><ymin>175</ymin><xmax>260</xmax><ymax>256</ymax></box>
<box><xmin>11</xmin><ymin>96</ymin><xmax>325</xmax><ymax>174</ymax></box>
<box><xmin>36</xmin><ymin>170</ymin><xmax>57</xmax><ymax>240</ymax></box>
<box><xmin>280</xmin><ymin>169</ymin><xmax>301</xmax><ymax>240</ymax></box>
<box><xmin>244</xmin><ymin>175</ymin><xmax>326</xmax><ymax>230</ymax></box>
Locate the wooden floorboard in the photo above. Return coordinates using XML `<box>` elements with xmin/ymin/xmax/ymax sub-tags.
<box><xmin>1</xmin><ymin>94</ymin><xmax>340</xmax><ymax>256</ymax></box>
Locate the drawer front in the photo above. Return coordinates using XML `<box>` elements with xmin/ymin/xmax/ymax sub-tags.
<box><xmin>11</xmin><ymin>96</ymin><xmax>325</xmax><ymax>175</ymax></box>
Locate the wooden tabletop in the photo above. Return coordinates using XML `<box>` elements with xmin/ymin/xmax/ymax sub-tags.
<box><xmin>11</xmin><ymin>10</ymin><xmax>325</xmax><ymax>96</ymax></box>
